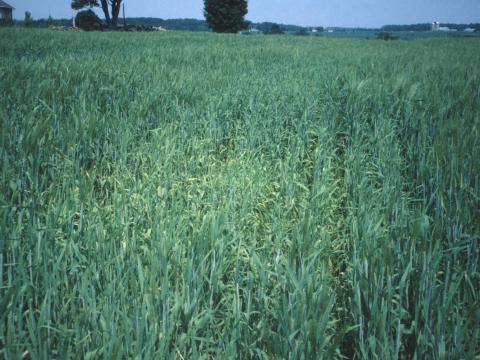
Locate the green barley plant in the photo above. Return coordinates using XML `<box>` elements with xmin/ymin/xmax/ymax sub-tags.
<box><xmin>0</xmin><ymin>28</ymin><xmax>479</xmax><ymax>359</ymax></box>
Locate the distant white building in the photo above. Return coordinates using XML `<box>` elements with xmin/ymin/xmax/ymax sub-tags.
<box><xmin>246</xmin><ymin>28</ymin><xmax>261</xmax><ymax>34</ymax></box>
<box><xmin>431</xmin><ymin>22</ymin><xmax>440</xmax><ymax>31</ymax></box>
<box><xmin>464</xmin><ymin>28</ymin><xmax>476</xmax><ymax>33</ymax></box>
<box><xmin>432</xmin><ymin>22</ymin><xmax>457</xmax><ymax>32</ymax></box>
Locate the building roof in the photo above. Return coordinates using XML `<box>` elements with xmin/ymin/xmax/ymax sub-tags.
<box><xmin>0</xmin><ymin>0</ymin><xmax>14</xmax><ymax>9</ymax></box>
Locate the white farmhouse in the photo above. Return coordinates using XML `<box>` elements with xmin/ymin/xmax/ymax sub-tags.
<box><xmin>431</xmin><ymin>22</ymin><xmax>440</xmax><ymax>31</ymax></box>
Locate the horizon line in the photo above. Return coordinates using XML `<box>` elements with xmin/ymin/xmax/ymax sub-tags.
<box><xmin>11</xmin><ymin>15</ymin><xmax>479</xmax><ymax>29</ymax></box>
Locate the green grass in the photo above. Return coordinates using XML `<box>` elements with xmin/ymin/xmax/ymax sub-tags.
<box><xmin>0</xmin><ymin>28</ymin><xmax>479</xmax><ymax>359</ymax></box>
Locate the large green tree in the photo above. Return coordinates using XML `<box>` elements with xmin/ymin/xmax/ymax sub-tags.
<box><xmin>72</xmin><ymin>0</ymin><xmax>122</xmax><ymax>27</ymax></box>
<box><xmin>204</xmin><ymin>0</ymin><xmax>248</xmax><ymax>33</ymax></box>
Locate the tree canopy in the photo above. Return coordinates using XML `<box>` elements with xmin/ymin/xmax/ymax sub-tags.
<box><xmin>75</xmin><ymin>10</ymin><xmax>102</xmax><ymax>31</ymax></box>
<box><xmin>71</xmin><ymin>0</ymin><xmax>98</xmax><ymax>10</ymax></box>
<box><xmin>204</xmin><ymin>0</ymin><xmax>248</xmax><ymax>33</ymax></box>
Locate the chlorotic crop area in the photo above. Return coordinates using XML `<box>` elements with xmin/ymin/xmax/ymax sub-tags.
<box><xmin>1</xmin><ymin>28</ymin><xmax>479</xmax><ymax>359</ymax></box>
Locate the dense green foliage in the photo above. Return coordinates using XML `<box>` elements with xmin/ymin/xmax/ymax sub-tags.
<box><xmin>204</xmin><ymin>0</ymin><xmax>248</xmax><ymax>33</ymax></box>
<box><xmin>71</xmin><ymin>0</ymin><xmax>99</xmax><ymax>11</ymax></box>
<box><xmin>75</xmin><ymin>10</ymin><xmax>102</xmax><ymax>31</ymax></box>
<box><xmin>0</xmin><ymin>29</ymin><xmax>479</xmax><ymax>359</ymax></box>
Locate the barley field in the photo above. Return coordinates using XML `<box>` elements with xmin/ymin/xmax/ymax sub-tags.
<box><xmin>0</xmin><ymin>28</ymin><xmax>479</xmax><ymax>359</ymax></box>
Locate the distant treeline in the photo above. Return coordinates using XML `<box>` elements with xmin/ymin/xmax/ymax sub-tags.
<box><xmin>253</xmin><ymin>22</ymin><xmax>308</xmax><ymax>33</ymax></box>
<box><xmin>124</xmin><ymin>18</ymin><xmax>210</xmax><ymax>31</ymax></box>
<box><xmin>382</xmin><ymin>23</ymin><xmax>480</xmax><ymax>32</ymax></box>
<box><xmin>102</xmin><ymin>18</ymin><xmax>312</xmax><ymax>33</ymax></box>
<box><xmin>14</xmin><ymin>18</ymin><xmax>480</xmax><ymax>33</ymax></box>
<box><xmin>13</xmin><ymin>18</ymin><xmax>210</xmax><ymax>30</ymax></box>
<box><xmin>14</xmin><ymin>18</ymin><xmax>73</xmax><ymax>28</ymax></box>
<box><xmin>15</xmin><ymin>17</ymin><xmax>314</xmax><ymax>32</ymax></box>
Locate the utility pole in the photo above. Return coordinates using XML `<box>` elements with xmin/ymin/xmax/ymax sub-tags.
<box><xmin>123</xmin><ymin>2</ymin><xmax>126</xmax><ymax>27</ymax></box>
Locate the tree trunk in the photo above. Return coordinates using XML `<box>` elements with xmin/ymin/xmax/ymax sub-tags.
<box><xmin>99</xmin><ymin>0</ymin><xmax>111</xmax><ymax>26</ymax></box>
<box><xmin>111</xmin><ymin>0</ymin><xmax>122</xmax><ymax>28</ymax></box>
<box><xmin>98</xmin><ymin>0</ymin><xmax>122</xmax><ymax>28</ymax></box>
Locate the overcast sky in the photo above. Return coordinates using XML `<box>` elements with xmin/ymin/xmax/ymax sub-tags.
<box><xmin>8</xmin><ymin>0</ymin><xmax>480</xmax><ymax>27</ymax></box>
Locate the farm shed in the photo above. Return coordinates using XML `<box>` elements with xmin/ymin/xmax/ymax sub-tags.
<box><xmin>0</xmin><ymin>0</ymin><xmax>14</xmax><ymax>22</ymax></box>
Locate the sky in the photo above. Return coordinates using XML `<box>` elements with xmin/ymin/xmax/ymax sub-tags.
<box><xmin>7</xmin><ymin>0</ymin><xmax>480</xmax><ymax>28</ymax></box>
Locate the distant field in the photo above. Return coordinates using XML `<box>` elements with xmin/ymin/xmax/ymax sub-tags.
<box><xmin>321</xmin><ymin>30</ymin><xmax>480</xmax><ymax>39</ymax></box>
<box><xmin>0</xmin><ymin>29</ymin><xmax>479</xmax><ymax>359</ymax></box>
